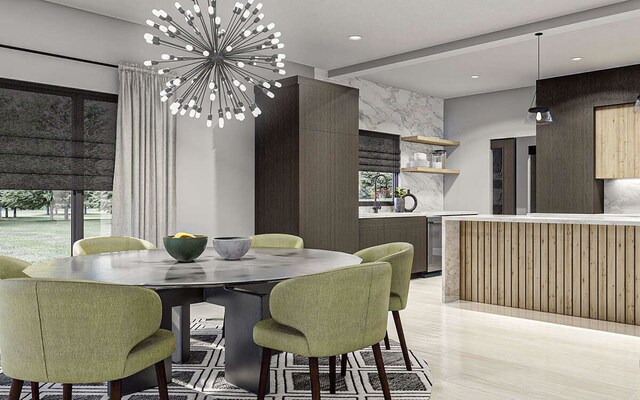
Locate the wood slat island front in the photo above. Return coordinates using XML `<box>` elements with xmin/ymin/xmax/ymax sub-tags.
<box><xmin>443</xmin><ymin>215</ymin><xmax>640</xmax><ymax>325</ymax></box>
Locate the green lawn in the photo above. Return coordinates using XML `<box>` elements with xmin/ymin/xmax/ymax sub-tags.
<box><xmin>0</xmin><ymin>210</ymin><xmax>111</xmax><ymax>263</ymax></box>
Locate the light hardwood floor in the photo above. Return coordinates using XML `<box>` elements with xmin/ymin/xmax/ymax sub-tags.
<box><xmin>193</xmin><ymin>276</ymin><xmax>640</xmax><ymax>399</ymax></box>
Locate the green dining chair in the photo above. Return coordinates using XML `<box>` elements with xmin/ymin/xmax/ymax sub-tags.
<box><xmin>0</xmin><ymin>279</ymin><xmax>175</xmax><ymax>400</ymax></box>
<box><xmin>348</xmin><ymin>242</ymin><xmax>415</xmax><ymax>372</ymax></box>
<box><xmin>254</xmin><ymin>262</ymin><xmax>393</xmax><ymax>400</ymax></box>
<box><xmin>250</xmin><ymin>233</ymin><xmax>304</xmax><ymax>249</ymax></box>
<box><xmin>0</xmin><ymin>256</ymin><xmax>30</xmax><ymax>280</ymax></box>
<box><xmin>73</xmin><ymin>236</ymin><xmax>157</xmax><ymax>256</ymax></box>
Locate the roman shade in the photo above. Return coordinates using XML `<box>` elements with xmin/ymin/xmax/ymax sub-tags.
<box><xmin>359</xmin><ymin>130</ymin><xmax>400</xmax><ymax>173</ymax></box>
<box><xmin>0</xmin><ymin>82</ymin><xmax>117</xmax><ymax>191</ymax></box>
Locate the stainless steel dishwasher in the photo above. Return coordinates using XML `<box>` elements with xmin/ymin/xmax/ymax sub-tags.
<box><xmin>427</xmin><ymin>216</ymin><xmax>442</xmax><ymax>274</ymax></box>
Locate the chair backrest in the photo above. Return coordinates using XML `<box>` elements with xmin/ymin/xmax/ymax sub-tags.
<box><xmin>355</xmin><ymin>243</ymin><xmax>414</xmax><ymax>310</ymax></box>
<box><xmin>0</xmin><ymin>279</ymin><xmax>162</xmax><ymax>384</ymax></box>
<box><xmin>73</xmin><ymin>236</ymin><xmax>157</xmax><ymax>256</ymax></box>
<box><xmin>250</xmin><ymin>234</ymin><xmax>304</xmax><ymax>249</ymax></box>
<box><xmin>269</xmin><ymin>262</ymin><xmax>391</xmax><ymax>357</ymax></box>
<box><xmin>0</xmin><ymin>256</ymin><xmax>30</xmax><ymax>279</ymax></box>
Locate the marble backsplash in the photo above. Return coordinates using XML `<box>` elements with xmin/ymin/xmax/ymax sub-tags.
<box><xmin>327</xmin><ymin>77</ymin><xmax>445</xmax><ymax>213</ymax></box>
<box><xmin>605</xmin><ymin>179</ymin><xmax>640</xmax><ymax>214</ymax></box>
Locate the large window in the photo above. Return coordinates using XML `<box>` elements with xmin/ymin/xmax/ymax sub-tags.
<box><xmin>358</xmin><ymin>130</ymin><xmax>400</xmax><ymax>206</ymax></box>
<box><xmin>0</xmin><ymin>79</ymin><xmax>117</xmax><ymax>262</ymax></box>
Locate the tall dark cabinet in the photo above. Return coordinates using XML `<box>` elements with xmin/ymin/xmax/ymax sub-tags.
<box><xmin>255</xmin><ymin>76</ymin><xmax>360</xmax><ymax>253</ymax></box>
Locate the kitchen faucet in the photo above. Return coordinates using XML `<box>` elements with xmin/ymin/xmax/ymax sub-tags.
<box><xmin>371</xmin><ymin>174</ymin><xmax>388</xmax><ymax>213</ymax></box>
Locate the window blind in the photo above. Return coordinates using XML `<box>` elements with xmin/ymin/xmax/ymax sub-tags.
<box><xmin>359</xmin><ymin>130</ymin><xmax>400</xmax><ymax>173</ymax></box>
<box><xmin>0</xmin><ymin>81</ymin><xmax>117</xmax><ymax>191</ymax></box>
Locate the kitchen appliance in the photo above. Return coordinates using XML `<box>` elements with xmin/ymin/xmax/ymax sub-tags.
<box><xmin>427</xmin><ymin>216</ymin><xmax>443</xmax><ymax>274</ymax></box>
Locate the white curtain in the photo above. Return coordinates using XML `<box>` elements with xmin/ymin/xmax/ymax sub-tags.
<box><xmin>112</xmin><ymin>64</ymin><xmax>176</xmax><ymax>246</ymax></box>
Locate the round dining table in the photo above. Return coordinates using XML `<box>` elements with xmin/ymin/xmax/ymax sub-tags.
<box><xmin>25</xmin><ymin>247</ymin><xmax>361</xmax><ymax>395</ymax></box>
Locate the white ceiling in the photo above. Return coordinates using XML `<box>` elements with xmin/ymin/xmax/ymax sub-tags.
<box><xmin>43</xmin><ymin>0</ymin><xmax>640</xmax><ymax>98</ymax></box>
<box><xmin>363</xmin><ymin>15</ymin><xmax>640</xmax><ymax>98</ymax></box>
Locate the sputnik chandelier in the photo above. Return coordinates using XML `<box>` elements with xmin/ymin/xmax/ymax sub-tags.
<box><xmin>143</xmin><ymin>0</ymin><xmax>286</xmax><ymax>128</ymax></box>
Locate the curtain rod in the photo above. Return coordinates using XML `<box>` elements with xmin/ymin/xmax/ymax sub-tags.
<box><xmin>0</xmin><ymin>44</ymin><xmax>118</xmax><ymax>69</ymax></box>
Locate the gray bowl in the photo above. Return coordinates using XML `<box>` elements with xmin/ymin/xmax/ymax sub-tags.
<box><xmin>213</xmin><ymin>237</ymin><xmax>252</xmax><ymax>260</ymax></box>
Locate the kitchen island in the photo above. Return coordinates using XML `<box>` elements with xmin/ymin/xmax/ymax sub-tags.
<box><xmin>442</xmin><ymin>214</ymin><xmax>640</xmax><ymax>325</ymax></box>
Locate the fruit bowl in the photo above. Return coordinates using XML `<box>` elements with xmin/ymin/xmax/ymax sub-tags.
<box><xmin>213</xmin><ymin>237</ymin><xmax>252</xmax><ymax>260</ymax></box>
<box><xmin>163</xmin><ymin>233</ymin><xmax>208</xmax><ymax>263</ymax></box>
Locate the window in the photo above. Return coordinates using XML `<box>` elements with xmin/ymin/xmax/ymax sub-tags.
<box><xmin>359</xmin><ymin>171</ymin><xmax>396</xmax><ymax>205</ymax></box>
<box><xmin>0</xmin><ymin>79</ymin><xmax>117</xmax><ymax>262</ymax></box>
<box><xmin>358</xmin><ymin>130</ymin><xmax>400</xmax><ymax>206</ymax></box>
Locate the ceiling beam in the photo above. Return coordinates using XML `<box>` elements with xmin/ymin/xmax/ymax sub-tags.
<box><xmin>328</xmin><ymin>0</ymin><xmax>640</xmax><ymax>79</ymax></box>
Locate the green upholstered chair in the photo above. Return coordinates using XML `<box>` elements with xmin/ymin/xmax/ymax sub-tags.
<box><xmin>0</xmin><ymin>256</ymin><xmax>30</xmax><ymax>280</ymax></box>
<box><xmin>0</xmin><ymin>279</ymin><xmax>175</xmax><ymax>400</ymax></box>
<box><xmin>73</xmin><ymin>236</ymin><xmax>157</xmax><ymax>256</ymax></box>
<box><xmin>250</xmin><ymin>234</ymin><xmax>304</xmax><ymax>249</ymax></box>
<box><xmin>253</xmin><ymin>262</ymin><xmax>393</xmax><ymax>400</ymax></box>
<box><xmin>350</xmin><ymin>242</ymin><xmax>415</xmax><ymax>371</ymax></box>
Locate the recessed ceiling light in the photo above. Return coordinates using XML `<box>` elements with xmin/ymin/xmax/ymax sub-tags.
<box><xmin>348</xmin><ymin>35</ymin><xmax>363</xmax><ymax>41</ymax></box>
<box><xmin>470</xmin><ymin>75</ymin><xmax>480</xmax><ymax>79</ymax></box>
<box><xmin>571</xmin><ymin>57</ymin><xmax>584</xmax><ymax>61</ymax></box>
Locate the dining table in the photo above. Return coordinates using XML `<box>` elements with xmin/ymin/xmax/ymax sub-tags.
<box><xmin>25</xmin><ymin>246</ymin><xmax>361</xmax><ymax>395</ymax></box>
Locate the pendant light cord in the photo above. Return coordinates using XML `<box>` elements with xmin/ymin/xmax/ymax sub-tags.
<box><xmin>530</xmin><ymin>32</ymin><xmax>543</xmax><ymax>109</ymax></box>
<box><xmin>537</xmin><ymin>34</ymin><xmax>541</xmax><ymax>81</ymax></box>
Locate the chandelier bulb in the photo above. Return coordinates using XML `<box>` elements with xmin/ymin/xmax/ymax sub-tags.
<box><xmin>207</xmin><ymin>115</ymin><xmax>213</xmax><ymax>128</ymax></box>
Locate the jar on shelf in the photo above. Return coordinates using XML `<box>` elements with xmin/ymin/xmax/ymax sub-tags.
<box><xmin>432</xmin><ymin>150</ymin><xmax>447</xmax><ymax>169</ymax></box>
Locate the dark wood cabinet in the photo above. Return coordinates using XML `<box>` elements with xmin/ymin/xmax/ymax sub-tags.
<box><xmin>359</xmin><ymin>217</ymin><xmax>428</xmax><ymax>274</ymax></box>
<box><xmin>255</xmin><ymin>76</ymin><xmax>360</xmax><ymax>254</ymax></box>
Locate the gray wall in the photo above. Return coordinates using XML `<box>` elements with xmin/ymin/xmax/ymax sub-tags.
<box><xmin>443</xmin><ymin>87</ymin><xmax>536</xmax><ymax>214</ymax></box>
<box><xmin>0</xmin><ymin>0</ymin><xmax>313</xmax><ymax>241</ymax></box>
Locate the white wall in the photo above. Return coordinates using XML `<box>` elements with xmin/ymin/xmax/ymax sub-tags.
<box><xmin>0</xmin><ymin>0</ymin><xmax>313</xmax><ymax>241</ymax></box>
<box><xmin>444</xmin><ymin>87</ymin><xmax>536</xmax><ymax>214</ymax></box>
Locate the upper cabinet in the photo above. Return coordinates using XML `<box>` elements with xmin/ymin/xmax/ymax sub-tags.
<box><xmin>595</xmin><ymin>103</ymin><xmax>640</xmax><ymax>179</ymax></box>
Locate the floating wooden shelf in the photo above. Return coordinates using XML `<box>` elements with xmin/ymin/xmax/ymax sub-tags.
<box><xmin>401</xmin><ymin>136</ymin><xmax>460</xmax><ymax>147</ymax></box>
<box><xmin>401</xmin><ymin>167</ymin><xmax>460</xmax><ymax>175</ymax></box>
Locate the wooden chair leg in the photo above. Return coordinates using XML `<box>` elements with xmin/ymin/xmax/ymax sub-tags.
<box><xmin>309</xmin><ymin>357</ymin><xmax>321</xmax><ymax>400</ymax></box>
<box><xmin>257</xmin><ymin>347</ymin><xmax>272</xmax><ymax>400</ymax></box>
<box><xmin>30</xmin><ymin>382</ymin><xmax>40</xmax><ymax>400</ymax></box>
<box><xmin>109</xmin><ymin>380</ymin><xmax>122</xmax><ymax>400</ymax></box>
<box><xmin>392</xmin><ymin>310</ymin><xmax>412</xmax><ymax>371</ymax></box>
<box><xmin>155</xmin><ymin>361</ymin><xmax>169</xmax><ymax>400</ymax></box>
<box><xmin>384</xmin><ymin>331</ymin><xmax>391</xmax><ymax>350</ymax></box>
<box><xmin>329</xmin><ymin>356</ymin><xmax>336</xmax><ymax>394</ymax></box>
<box><xmin>8</xmin><ymin>379</ymin><xmax>23</xmax><ymax>400</ymax></box>
<box><xmin>372</xmin><ymin>343</ymin><xmax>392</xmax><ymax>400</ymax></box>
<box><xmin>62</xmin><ymin>384</ymin><xmax>72</xmax><ymax>400</ymax></box>
<box><xmin>340</xmin><ymin>353</ymin><xmax>348</xmax><ymax>377</ymax></box>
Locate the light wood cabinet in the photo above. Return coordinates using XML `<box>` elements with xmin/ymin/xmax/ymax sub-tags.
<box><xmin>460</xmin><ymin>221</ymin><xmax>640</xmax><ymax>326</ymax></box>
<box><xmin>595</xmin><ymin>103</ymin><xmax>640</xmax><ymax>179</ymax></box>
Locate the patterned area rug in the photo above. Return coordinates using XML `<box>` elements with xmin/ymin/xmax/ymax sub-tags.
<box><xmin>0</xmin><ymin>318</ymin><xmax>432</xmax><ymax>399</ymax></box>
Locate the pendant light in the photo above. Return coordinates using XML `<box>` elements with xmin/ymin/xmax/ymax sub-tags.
<box><xmin>634</xmin><ymin>95</ymin><xmax>640</xmax><ymax>114</ymax></box>
<box><xmin>527</xmin><ymin>32</ymin><xmax>553</xmax><ymax>125</ymax></box>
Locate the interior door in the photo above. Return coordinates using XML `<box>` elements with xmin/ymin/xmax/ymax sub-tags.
<box><xmin>490</xmin><ymin>138</ymin><xmax>516</xmax><ymax>215</ymax></box>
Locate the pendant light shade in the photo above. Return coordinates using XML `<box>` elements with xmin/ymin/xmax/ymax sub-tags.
<box><xmin>634</xmin><ymin>95</ymin><xmax>640</xmax><ymax>114</ymax></box>
<box><xmin>526</xmin><ymin>32</ymin><xmax>553</xmax><ymax>125</ymax></box>
<box><xmin>527</xmin><ymin>106</ymin><xmax>553</xmax><ymax>124</ymax></box>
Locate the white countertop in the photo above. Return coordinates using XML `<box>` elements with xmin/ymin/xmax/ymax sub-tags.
<box><xmin>443</xmin><ymin>213</ymin><xmax>640</xmax><ymax>226</ymax></box>
<box><xmin>359</xmin><ymin>211</ymin><xmax>478</xmax><ymax>219</ymax></box>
